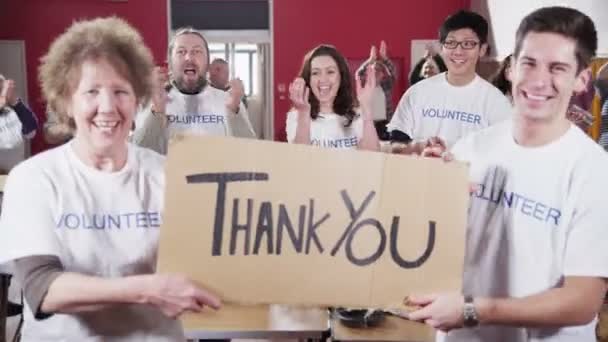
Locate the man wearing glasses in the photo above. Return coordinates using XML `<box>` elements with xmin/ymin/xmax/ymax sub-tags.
<box><xmin>387</xmin><ymin>10</ymin><xmax>512</xmax><ymax>154</ymax></box>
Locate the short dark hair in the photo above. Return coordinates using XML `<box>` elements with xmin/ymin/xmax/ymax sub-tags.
<box><xmin>439</xmin><ymin>10</ymin><xmax>489</xmax><ymax>44</ymax></box>
<box><xmin>297</xmin><ymin>44</ymin><xmax>357</xmax><ymax>126</ymax></box>
<box><xmin>211</xmin><ymin>58</ymin><xmax>228</xmax><ymax>65</ymax></box>
<box><xmin>514</xmin><ymin>7</ymin><xmax>597</xmax><ymax>73</ymax></box>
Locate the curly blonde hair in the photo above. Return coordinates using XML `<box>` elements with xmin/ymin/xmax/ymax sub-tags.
<box><xmin>39</xmin><ymin>17</ymin><xmax>155</xmax><ymax>128</ymax></box>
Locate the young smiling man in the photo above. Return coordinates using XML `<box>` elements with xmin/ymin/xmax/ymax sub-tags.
<box><xmin>406</xmin><ymin>6</ymin><xmax>608</xmax><ymax>342</ymax></box>
<box><xmin>387</xmin><ymin>10</ymin><xmax>512</xmax><ymax>153</ymax></box>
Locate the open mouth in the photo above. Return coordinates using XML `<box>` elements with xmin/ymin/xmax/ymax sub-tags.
<box><xmin>318</xmin><ymin>85</ymin><xmax>332</xmax><ymax>97</ymax></box>
<box><xmin>450</xmin><ymin>58</ymin><xmax>466</xmax><ymax>65</ymax></box>
<box><xmin>521</xmin><ymin>89</ymin><xmax>552</xmax><ymax>102</ymax></box>
<box><xmin>92</xmin><ymin>120</ymin><xmax>120</xmax><ymax>133</ymax></box>
<box><xmin>184</xmin><ymin>67</ymin><xmax>197</xmax><ymax>76</ymax></box>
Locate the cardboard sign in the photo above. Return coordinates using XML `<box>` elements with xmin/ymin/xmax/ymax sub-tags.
<box><xmin>157</xmin><ymin>136</ymin><xmax>468</xmax><ymax>308</ymax></box>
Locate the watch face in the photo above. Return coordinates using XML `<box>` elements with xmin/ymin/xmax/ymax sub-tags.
<box><xmin>463</xmin><ymin>303</ymin><xmax>479</xmax><ymax>327</ymax></box>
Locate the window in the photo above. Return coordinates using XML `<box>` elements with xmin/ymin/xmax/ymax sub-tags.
<box><xmin>208</xmin><ymin>43</ymin><xmax>258</xmax><ymax>96</ymax></box>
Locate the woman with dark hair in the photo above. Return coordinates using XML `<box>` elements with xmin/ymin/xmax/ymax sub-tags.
<box><xmin>408</xmin><ymin>46</ymin><xmax>448</xmax><ymax>86</ymax></box>
<box><xmin>490</xmin><ymin>54</ymin><xmax>513</xmax><ymax>101</ymax></box>
<box><xmin>286</xmin><ymin>44</ymin><xmax>380</xmax><ymax>151</ymax></box>
<box><xmin>356</xmin><ymin>41</ymin><xmax>396</xmax><ymax>140</ymax></box>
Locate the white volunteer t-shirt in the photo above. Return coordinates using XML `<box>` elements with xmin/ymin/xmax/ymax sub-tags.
<box><xmin>285</xmin><ymin>111</ymin><xmax>363</xmax><ymax>149</ymax></box>
<box><xmin>165</xmin><ymin>85</ymin><xmax>254</xmax><ymax>138</ymax></box>
<box><xmin>0</xmin><ymin>142</ymin><xmax>184</xmax><ymax>341</ymax></box>
<box><xmin>387</xmin><ymin>73</ymin><xmax>512</xmax><ymax>147</ymax></box>
<box><xmin>371</xmin><ymin>86</ymin><xmax>387</xmax><ymax>121</ymax></box>
<box><xmin>0</xmin><ymin>108</ymin><xmax>28</xmax><ymax>171</ymax></box>
<box><xmin>439</xmin><ymin>120</ymin><xmax>608</xmax><ymax>342</ymax></box>
<box><xmin>0</xmin><ymin>108</ymin><xmax>24</xmax><ymax>148</ymax></box>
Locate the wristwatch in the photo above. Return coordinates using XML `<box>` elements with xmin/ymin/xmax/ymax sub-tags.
<box><xmin>463</xmin><ymin>295</ymin><xmax>479</xmax><ymax>327</ymax></box>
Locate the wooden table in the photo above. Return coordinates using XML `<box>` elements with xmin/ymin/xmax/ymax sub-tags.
<box><xmin>184</xmin><ymin>304</ymin><xmax>437</xmax><ymax>341</ymax></box>
<box><xmin>330</xmin><ymin>312</ymin><xmax>435</xmax><ymax>342</ymax></box>
<box><xmin>184</xmin><ymin>304</ymin><xmax>329</xmax><ymax>340</ymax></box>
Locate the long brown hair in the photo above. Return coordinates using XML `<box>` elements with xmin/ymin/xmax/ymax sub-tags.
<box><xmin>297</xmin><ymin>44</ymin><xmax>357</xmax><ymax>126</ymax></box>
<box><xmin>490</xmin><ymin>54</ymin><xmax>512</xmax><ymax>96</ymax></box>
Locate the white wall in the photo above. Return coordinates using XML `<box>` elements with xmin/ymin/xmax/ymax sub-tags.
<box><xmin>0</xmin><ymin>40</ymin><xmax>28</xmax><ymax>104</ymax></box>
<box><xmin>471</xmin><ymin>0</ymin><xmax>608</xmax><ymax>59</ymax></box>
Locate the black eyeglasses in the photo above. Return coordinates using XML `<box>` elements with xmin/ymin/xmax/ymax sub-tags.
<box><xmin>442</xmin><ymin>40</ymin><xmax>480</xmax><ymax>50</ymax></box>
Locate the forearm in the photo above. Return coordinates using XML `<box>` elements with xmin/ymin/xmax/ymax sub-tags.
<box><xmin>131</xmin><ymin>110</ymin><xmax>167</xmax><ymax>151</ymax></box>
<box><xmin>42</xmin><ymin>272</ymin><xmax>151</xmax><ymax>314</ymax></box>
<box><xmin>380</xmin><ymin>58</ymin><xmax>396</xmax><ymax>91</ymax></box>
<box><xmin>226</xmin><ymin>99</ymin><xmax>242</xmax><ymax>115</ymax></box>
<box><xmin>381</xmin><ymin>78</ymin><xmax>394</xmax><ymax>93</ymax></box>
<box><xmin>390</xmin><ymin>141</ymin><xmax>424</xmax><ymax>155</ymax></box>
<box><xmin>356</xmin><ymin>59</ymin><xmax>373</xmax><ymax>77</ymax></box>
<box><xmin>477</xmin><ymin>277</ymin><xmax>606</xmax><ymax>327</ymax></box>
<box><xmin>235</xmin><ymin>105</ymin><xmax>256</xmax><ymax>138</ymax></box>
<box><xmin>12</xmin><ymin>101</ymin><xmax>39</xmax><ymax>134</ymax></box>
<box><xmin>293</xmin><ymin>115</ymin><xmax>311</xmax><ymax>145</ymax></box>
<box><xmin>358</xmin><ymin>118</ymin><xmax>380</xmax><ymax>151</ymax></box>
<box><xmin>383</xmin><ymin>57</ymin><xmax>396</xmax><ymax>77</ymax></box>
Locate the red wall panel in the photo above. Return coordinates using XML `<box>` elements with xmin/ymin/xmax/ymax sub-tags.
<box><xmin>0</xmin><ymin>0</ymin><xmax>168</xmax><ymax>153</ymax></box>
<box><xmin>272</xmin><ymin>0</ymin><xmax>469</xmax><ymax>141</ymax></box>
<box><xmin>0</xmin><ymin>0</ymin><xmax>473</xmax><ymax>148</ymax></box>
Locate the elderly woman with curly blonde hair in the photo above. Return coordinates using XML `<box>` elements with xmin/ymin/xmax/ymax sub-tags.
<box><xmin>0</xmin><ymin>17</ymin><xmax>220</xmax><ymax>341</ymax></box>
